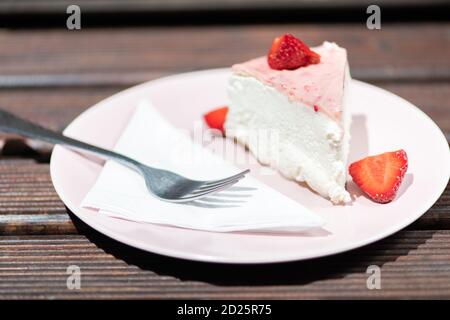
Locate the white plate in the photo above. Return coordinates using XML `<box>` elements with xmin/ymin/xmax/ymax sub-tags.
<box><xmin>50</xmin><ymin>69</ymin><xmax>450</xmax><ymax>263</ymax></box>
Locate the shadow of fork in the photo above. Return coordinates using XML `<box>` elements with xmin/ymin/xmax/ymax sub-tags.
<box><xmin>183</xmin><ymin>185</ymin><xmax>257</xmax><ymax>209</ymax></box>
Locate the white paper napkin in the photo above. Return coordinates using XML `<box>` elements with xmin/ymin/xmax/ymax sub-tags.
<box><xmin>81</xmin><ymin>100</ymin><xmax>325</xmax><ymax>232</ymax></box>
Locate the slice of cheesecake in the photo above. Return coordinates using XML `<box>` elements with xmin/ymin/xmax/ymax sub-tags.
<box><xmin>225</xmin><ymin>41</ymin><xmax>352</xmax><ymax>204</ymax></box>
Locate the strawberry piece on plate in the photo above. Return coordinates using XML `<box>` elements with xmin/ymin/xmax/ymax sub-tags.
<box><xmin>349</xmin><ymin>149</ymin><xmax>408</xmax><ymax>203</ymax></box>
<box><xmin>203</xmin><ymin>106</ymin><xmax>228</xmax><ymax>134</ymax></box>
<box><xmin>268</xmin><ymin>33</ymin><xmax>321</xmax><ymax>70</ymax></box>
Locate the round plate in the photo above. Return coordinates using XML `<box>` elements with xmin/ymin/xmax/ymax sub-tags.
<box><xmin>50</xmin><ymin>69</ymin><xmax>450</xmax><ymax>264</ymax></box>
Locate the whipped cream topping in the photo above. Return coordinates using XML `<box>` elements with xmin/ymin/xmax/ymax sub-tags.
<box><xmin>231</xmin><ymin>42</ymin><xmax>347</xmax><ymax>121</ymax></box>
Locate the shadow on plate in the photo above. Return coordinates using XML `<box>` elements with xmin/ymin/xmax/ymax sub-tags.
<box><xmin>68</xmin><ymin>210</ymin><xmax>431</xmax><ymax>287</ymax></box>
<box><xmin>183</xmin><ymin>185</ymin><xmax>257</xmax><ymax>208</ymax></box>
<box><xmin>348</xmin><ymin>114</ymin><xmax>369</xmax><ymax>162</ymax></box>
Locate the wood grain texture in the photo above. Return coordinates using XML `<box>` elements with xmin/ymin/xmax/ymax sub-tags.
<box><xmin>0</xmin><ymin>160</ymin><xmax>77</xmax><ymax>235</ymax></box>
<box><xmin>1</xmin><ymin>230</ymin><xmax>450</xmax><ymax>299</ymax></box>
<box><xmin>0</xmin><ymin>24</ymin><xmax>448</xmax><ymax>81</ymax></box>
<box><xmin>0</xmin><ymin>160</ymin><xmax>448</xmax><ymax>235</ymax></box>
<box><xmin>0</xmin><ymin>87</ymin><xmax>124</xmax><ymax>132</ymax></box>
<box><xmin>0</xmin><ymin>21</ymin><xmax>448</xmax><ymax>299</ymax></box>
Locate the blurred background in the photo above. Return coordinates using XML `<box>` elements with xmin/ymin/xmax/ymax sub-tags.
<box><xmin>0</xmin><ymin>0</ymin><xmax>448</xmax><ymax>135</ymax></box>
<box><xmin>0</xmin><ymin>0</ymin><xmax>449</xmax><ymax>300</ymax></box>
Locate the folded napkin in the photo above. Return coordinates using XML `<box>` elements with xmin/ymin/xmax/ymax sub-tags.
<box><xmin>81</xmin><ymin>101</ymin><xmax>325</xmax><ymax>233</ymax></box>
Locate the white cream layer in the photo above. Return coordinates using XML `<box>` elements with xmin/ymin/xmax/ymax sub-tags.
<box><xmin>225</xmin><ymin>69</ymin><xmax>352</xmax><ymax>204</ymax></box>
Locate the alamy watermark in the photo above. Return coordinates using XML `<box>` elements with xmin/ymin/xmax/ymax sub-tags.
<box><xmin>66</xmin><ymin>5</ymin><xmax>81</xmax><ymax>30</ymax></box>
<box><xmin>65</xmin><ymin>4</ymin><xmax>380</xmax><ymax>31</ymax></box>
<box><xmin>366</xmin><ymin>265</ymin><xmax>381</xmax><ymax>290</ymax></box>
<box><xmin>366</xmin><ymin>5</ymin><xmax>381</xmax><ymax>30</ymax></box>
<box><xmin>148</xmin><ymin>121</ymin><xmax>281</xmax><ymax>176</ymax></box>
<box><xmin>66</xmin><ymin>265</ymin><xmax>81</xmax><ymax>290</ymax></box>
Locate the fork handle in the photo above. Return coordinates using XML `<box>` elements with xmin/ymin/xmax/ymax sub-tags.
<box><xmin>0</xmin><ymin>108</ymin><xmax>139</xmax><ymax>169</ymax></box>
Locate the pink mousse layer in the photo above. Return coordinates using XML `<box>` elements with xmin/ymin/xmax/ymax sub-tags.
<box><xmin>231</xmin><ymin>42</ymin><xmax>348</xmax><ymax>122</ymax></box>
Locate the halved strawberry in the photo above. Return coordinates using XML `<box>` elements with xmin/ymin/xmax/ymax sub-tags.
<box><xmin>268</xmin><ymin>33</ymin><xmax>321</xmax><ymax>70</ymax></box>
<box><xmin>349</xmin><ymin>150</ymin><xmax>408</xmax><ymax>203</ymax></box>
<box><xmin>203</xmin><ymin>106</ymin><xmax>228</xmax><ymax>134</ymax></box>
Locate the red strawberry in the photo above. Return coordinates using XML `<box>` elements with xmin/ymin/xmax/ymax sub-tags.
<box><xmin>349</xmin><ymin>150</ymin><xmax>408</xmax><ymax>203</ymax></box>
<box><xmin>307</xmin><ymin>49</ymin><xmax>321</xmax><ymax>64</ymax></box>
<box><xmin>268</xmin><ymin>33</ymin><xmax>321</xmax><ymax>70</ymax></box>
<box><xmin>203</xmin><ymin>106</ymin><xmax>228</xmax><ymax>134</ymax></box>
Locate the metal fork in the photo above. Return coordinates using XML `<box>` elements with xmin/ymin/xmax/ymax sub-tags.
<box><xmin>0</xmin><ymin>109</ymin><xmax>250</xmax><ymax>202</ymax></box>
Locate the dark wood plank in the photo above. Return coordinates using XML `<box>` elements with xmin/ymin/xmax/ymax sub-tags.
<box><xmin>0</xmin><ymin>87</ymin><xmax>125</xmax><ymax>132</ymax></box>
<box><xmin>0</xmin><ymin>72</ymin><xmax>168</xmax><ymax>88</ymax></box>
<box><xmin>0</xmin><ymin>23</ymin><xmax>448</xmax><ymax>81</ymax></box>
<box><xmin>0</xmin><ymin>86</ymin><xmax>128</xmax><ymax>155</ymax></box>
<box><xmin>2</xmin><ymin>230</ymin><xmax>450</xmax><ymax>299</ymax></box>
<box><xmin>0</xmin><ymin>160</ymin><xmax>448</xmax><ymax>235</ymax></box>
<box><xmin>0</xmin><ymin>160</ymin><xmax>77</xmax><ymax>235</ymax></box>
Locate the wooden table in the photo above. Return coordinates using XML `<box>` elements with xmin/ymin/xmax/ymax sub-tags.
<box><xmin>0</xmin><ymin>17</ymin><xmax>449</xmax><ymax>299</ymax></box>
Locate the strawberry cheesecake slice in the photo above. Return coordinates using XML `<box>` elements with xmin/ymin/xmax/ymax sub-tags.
<box><xmin>225</xmin><ymin>37</ymin><xmax>352</xmax><ymax>203</ymax></box>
